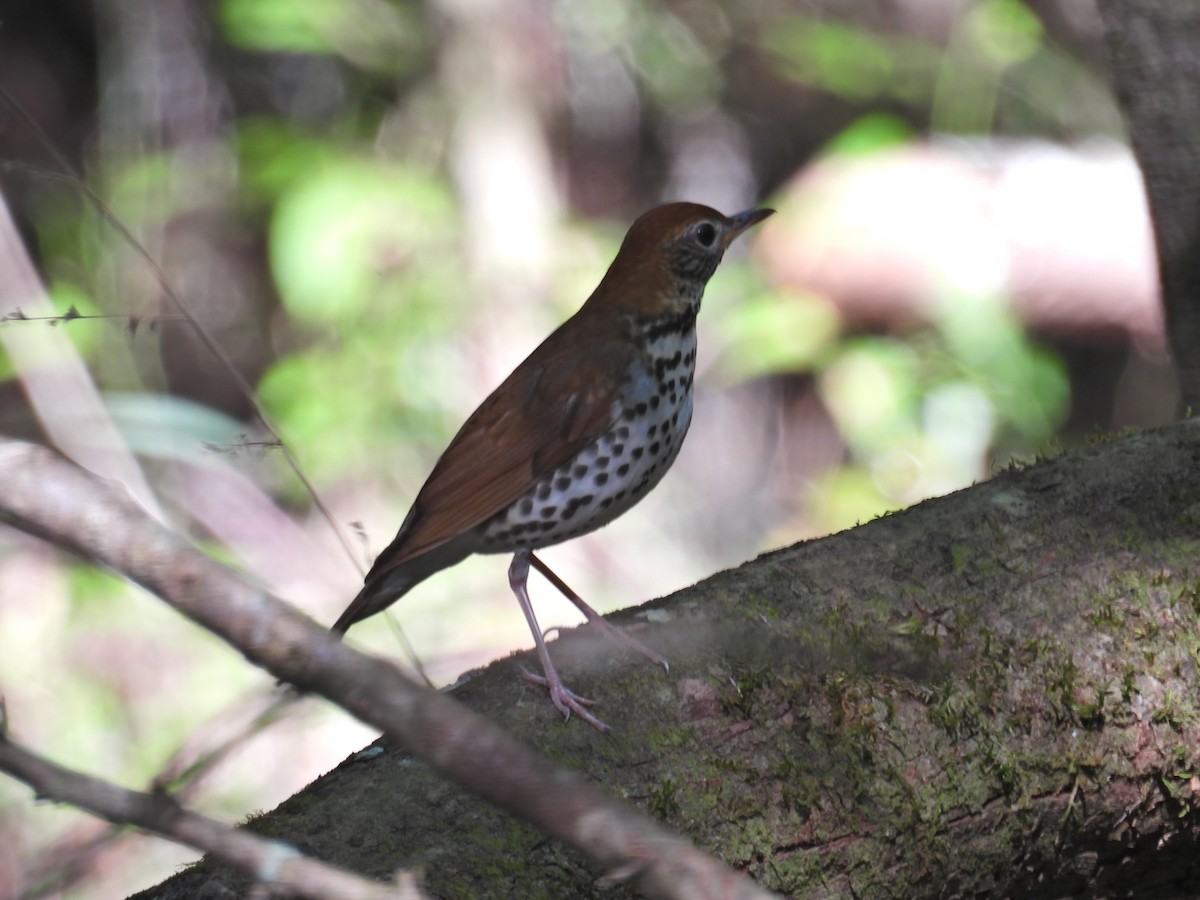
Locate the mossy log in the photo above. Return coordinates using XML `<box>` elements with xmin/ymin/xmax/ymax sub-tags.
<box><xmin>138</xmin><ymin>421</ymin><xmax>1200</xmax><ymax>899</ymax></box>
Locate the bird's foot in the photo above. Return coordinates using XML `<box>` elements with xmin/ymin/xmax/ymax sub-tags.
<box><xmin>527</xmin><ymin>554</ymin><xmax>669</xmax><ymax>673</ymax></box>
<box><xmin>580</xmin><ymin>617</ymin><xmax>670</xmax><ymax>673</ymax></box>
<box><xmin>520</xmin><ymin>666</ymin><xmax>610</xmax><ymax>733</ymax></box>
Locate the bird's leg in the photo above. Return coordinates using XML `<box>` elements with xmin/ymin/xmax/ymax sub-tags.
<box><xmin>529</xmin><ymin>553</ymin><xmax>669</xmax><ymax>672</ymax></box>
<box><xmin>509</xmin><ymin>551</ymin><xmax>610</xmax><ymax>732</ymax></box>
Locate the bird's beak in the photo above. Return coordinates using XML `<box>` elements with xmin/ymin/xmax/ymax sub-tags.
<box><xmin>723</xmin><ymin>207</ymin><xmax>775</xmax><ymax>246</ymax></box>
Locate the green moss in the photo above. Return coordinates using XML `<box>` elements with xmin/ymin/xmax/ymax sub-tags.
<box><xmin>647</xmin><ymin>778</ymin><xmax>681</xmax><ymax>820</ymax></box>
<box><xmin>1151</xmin><ymin>690</ymin><xmax>1196</xmax><ymax>730</ymax></box>
<box><xmin>948</xmin><ymin>541</ymin><xmax>972</xmax><ymax>573</ymax></box>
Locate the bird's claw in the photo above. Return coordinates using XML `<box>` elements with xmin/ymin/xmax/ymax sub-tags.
<box><xmin>520</xmin><ymin>667</ymin><xmax>610</xmax><ymax>732</ymax></box>
<box><xmin>583</xmin><ymin>617</ymin><xmax>670</xmax><ymax>672</ymax></box>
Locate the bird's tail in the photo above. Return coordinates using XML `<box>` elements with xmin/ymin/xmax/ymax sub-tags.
<box><xmin>331</xmin><ymin>578</ymin><xmax>410</xmax><ymax>635</ymax></box>
<box><xmin>331</xmin><ymin>541</ymin><xmax>472</xmax><ymax>635</ymax></box>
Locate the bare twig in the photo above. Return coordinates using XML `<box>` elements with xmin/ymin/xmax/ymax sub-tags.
<box><xmin>154</xmin><ymin>690</ymin><xmax>301</xmax><ymax>797</ymax></box>
<box><xmin>0</xmin><ymin>87</ymin><xmax>357</xmax><ymax>573</ymax></box>
<box><xmin>0</xmin><ymin>733</ymin><xmax>426</xmax><ymax>900</ymax></box>
<box><xmin>0</xmin><ymin>89</ymin><xmax>429</xmax><ymax>686</ymax></box>
<box><xmin>0</xmin><ymin>195</ymin><xmax>161</xmax><ymax>516</ymax></box>
<box><xmin>16</xmin><ymin>686</ymin><xmax>301</xmax><ymax>898</ymax></box>
<box><xmin>0</xmin><ymin>306</ymin><xmax>186</xmax><ymax>331</ymax></box>
<box><xmin>0</xmin><ymin>437</ymin><xmax>777</xmax><ymax>900</ymax></box>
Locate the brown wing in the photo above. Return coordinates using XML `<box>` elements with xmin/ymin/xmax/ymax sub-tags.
<box><xmin>364</xmin><ymin>320</ymin><xmax>635</xmax><ymax>582</ymax></box>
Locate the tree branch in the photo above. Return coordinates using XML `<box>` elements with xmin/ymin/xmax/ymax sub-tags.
<box><xmin>137</xmin><ymin>422</ymin><xmax>1200</xmax><ymax>897</ymax></box>
<box><xmin>0</xmin><ymin>437</ymin><xmax>774</xmax><ymax>900</ymax></box>
<box><xmin>0</xmin><ymin>719</ymin><xmax>424</xmax><ymax>900</ymax></box>
<box><xmin>1097</xmin><ymin>0</ymin><xmax>1200</xmax><ymax>409</ymax></box>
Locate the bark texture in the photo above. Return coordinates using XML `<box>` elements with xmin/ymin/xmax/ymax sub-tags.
<box><xmin>137</xmin><ymin>421</ymin><xmax>1200</xmax><ymax>898</ymax></box>
<box><xmin>1098</xmin><ymin>0</ymin><xmax>1200</xmax><ymax>410</ymax></box>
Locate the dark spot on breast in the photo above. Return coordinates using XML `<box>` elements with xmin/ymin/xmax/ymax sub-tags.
<box><xmin>648</xmin><ymin>425</ymin><xmax>657</xmax><ymax>438</ymax></box>
<box><xmin>616</xmin><ymin>426</ymin><xmax>630</xmax><ymax>441</ymax></box>
<box><xmin>649</xmin><ymin>442</ymin><xmax>660</xmax><ymax>456</ymax></box>
<box><xmin>555</xmin><ymin>476</ymin><xmax>571</xmax><ymax>491</ymax></box>
<box><xmin>594</xmin><ymin>472</ymin><xmax>609</xmax><ymax>486</ymax></box>
<box><xmin>635</xmin><ymin>402</ymin><xmax>648</xmax><ymax>415</ymax></box>
<box><xmin>616</xmin><ymin>463</ymin><xmax>630</xmax><ymax>477</ymax></box>
<box><xmin>595</xmin><ymin>456</ymin><xmax>610</xmax><ymax>469</ymax></box>
<box><xmin>631</xmin><ymin>447</ymin><xmax>644</xmax><ymax>460</ymax></box>
<box><xmin>573</xmin><ymin>464</ymin><xmax>588</xmax><ymax>478</ymax></box>
<box><xmin>540</xmin><ymin>506</ymin><xmax>558</xmax><ymax>519</ymax></box>
<box><xmin>537</xmin><ymin>484</ymin><xmax>552</xmax><ymax>501</ymax></box>
<box><xmin>519</xmin><ymin>499</ymin><xmax>533</xmax><ymax>516</ymax></box>
<box><xmin>539</xmin><ymin>521</ymin><xmax>557</xmax><ymax>532</ymax></box>
<box><xmin>650</xmin><ymin>396</ymin><xmax>660</xmax><ymax>410</ymax></box>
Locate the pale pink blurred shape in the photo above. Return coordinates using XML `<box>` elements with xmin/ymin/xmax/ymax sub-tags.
<box><xmin>0</xmin><ymin>195</ymin><xmax>161</xmax><ymax>515</ymax></box>
<box><xmin>166</xmin><ymin>458</ymin><xmax>356</xmax><ymax>609</ymax></box>
<box><xmin>759</xmin><ymin>141</ymin><xmax>1163</xmax><ymax>350</ymax></box>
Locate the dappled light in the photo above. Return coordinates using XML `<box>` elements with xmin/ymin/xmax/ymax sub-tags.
<box><xmin>0</xmin><ymin>0</ymin><xmax>1170</xmax><ymax>895</ymax></box>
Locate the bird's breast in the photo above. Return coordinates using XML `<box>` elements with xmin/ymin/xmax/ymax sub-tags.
<box><xmin>475</xmin><ymin>325</ymin><xmax>698</xmax><ymax>553</ymax></box>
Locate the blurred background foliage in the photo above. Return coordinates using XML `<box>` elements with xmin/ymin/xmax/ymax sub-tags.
<box><xmin>0</xmin><ymin>0</ymin><xmax>1167</xmax><ymax>895</ymax></box>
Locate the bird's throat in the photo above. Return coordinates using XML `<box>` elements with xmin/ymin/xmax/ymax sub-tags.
<box><xmin>627</xmin><ymin>300</ymin><xmax>700</xmax><ymax>346</ymax></box>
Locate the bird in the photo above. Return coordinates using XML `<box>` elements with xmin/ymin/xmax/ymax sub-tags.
<box><xmin>333</xmin><ymin>202</ymin><xmax>774</xmax><ymax>730</ymax></box>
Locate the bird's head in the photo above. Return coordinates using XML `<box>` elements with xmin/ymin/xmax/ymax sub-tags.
<box><xmin>590</xmin><ymin>202</ymin><xmax>775</xmax><ymax>316</ymax></box>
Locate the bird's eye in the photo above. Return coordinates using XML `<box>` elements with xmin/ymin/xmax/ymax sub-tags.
<box><xmin>691</xmin><ymin>221</ymin><xmax>718</xmax><ymax>248</ymax></box>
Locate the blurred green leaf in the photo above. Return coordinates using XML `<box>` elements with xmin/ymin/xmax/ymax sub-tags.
<box><xmin>269</xmin><ymin>160</ymin><xmax>456</xmax><ymax>324</ymax></box>
<box><xmin>823</xmin><ymin>114</ymin><xmax>915</xmax><ymax>158</ymax></box>
<box><xmin>257</xmin><ymin>330</ymin><xmax>460</xmax><ymax>483</ymax></box>
<box><xmin>717</xmin><ymin>289</ymin><xmax>839</xmax><ymax>382</ymax></box>
<box><xmin>765</xmin><ymin>16</ymin><xmax>941</xmax><ymax>103</ymax></box>
<box><xmin>933</xmin><ymin>292</ymin><xmax>1068</xmax><ymax>443</ymax></box>
<box><xmin>813</xmin><ymin>286</ymin><xmax>1067</xmax><ymax>516</ymax></box>
<box><xmin>258</xmin><ymin>349</ymin><xmax>364</xmax><ymax>476</ymax></box>
<box><xmin>107</xmin><ymin>153</ymin><xmax>175</xmax><ymax>227</ymax></box>
<box><xmin>220</xmin><ymin>0</ymin><xmax>344</xmax><ymax>52</ymax></box>
<box><xmin>763</xmin><ymin>3</ymin><xmax>1105</xmax><ymax>139</ymax></box>
<box><xmin>634</xmin><ymin>10</ymin><xmax>721</xmax><ymax>109</ymax></box>
<box><xmin>820</xmin><ymin>337</ymin><xmax>920</xmax><ymax>456</ymax></box>
<box><xmin>220</xmin><ymin>0</ymin><xmax>426</xmax><ymax>74</ymax></box>
<box><xmin>236</xmin><ymin>119</ymin><xmax>335</xmax><ymax>206</ymax></box>
<box><xmin>807</xmin><ymin>464</ymin><xmax>896</xmax><ymax>533</ymax></box>
<box><xmin>967</xmin><ymin>0</ymin><xmax>1043</xmax><ymax>65</ymax></box>
<box><xmin>104</xmin><ymin>392</ymin><xmax>245</xmax><ymax>462</ymax></box>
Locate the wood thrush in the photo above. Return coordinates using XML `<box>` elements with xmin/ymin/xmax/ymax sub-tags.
<box><xmin>333</xmin><ymin>202</ymin><xmax>774</xmax><ymax>730</ymax></box>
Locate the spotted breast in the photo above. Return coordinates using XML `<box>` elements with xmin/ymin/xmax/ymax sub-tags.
<box><xmin>478</xmin><ymin>306</ymin><xmax>698</xmax><ymax>551</ymax></box>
